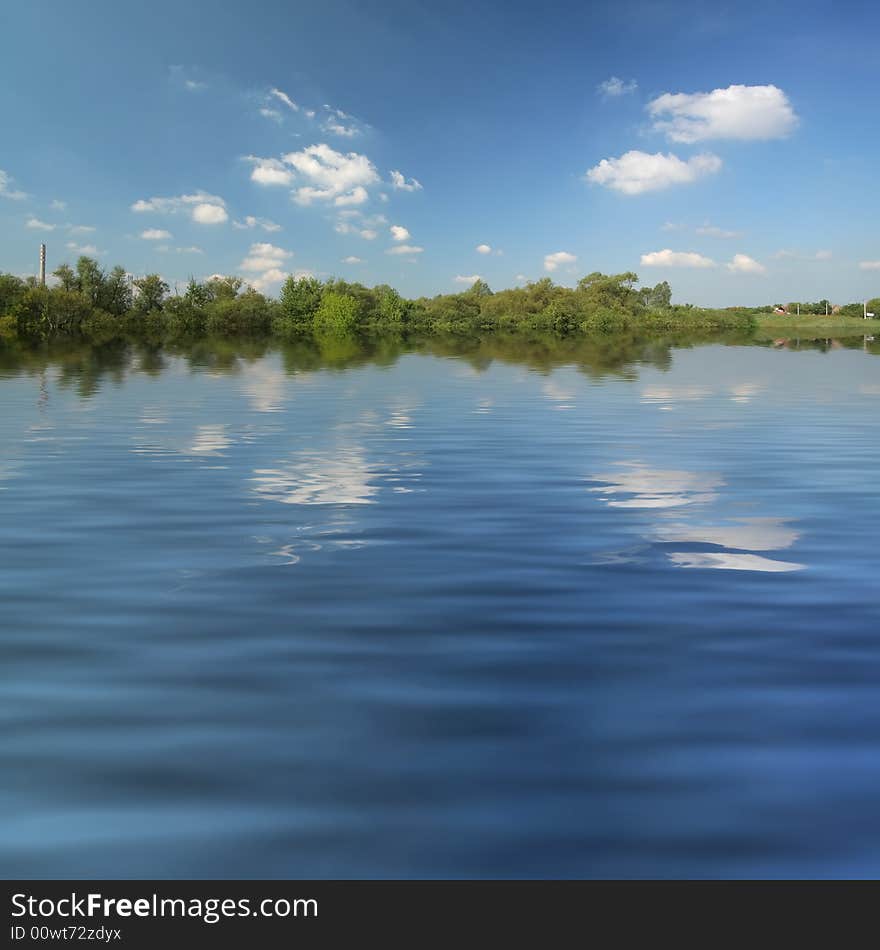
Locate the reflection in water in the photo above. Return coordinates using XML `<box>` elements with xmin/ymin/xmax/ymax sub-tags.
<box><xmin>668</xmin><ymin>551</ymin><xmax>804</xmax><ymax>572</ymax></box>
<box><xmin>2</xmin><ymin>332</ymin><xmax>879</xmax><ymax>879</ymax></box>
<box><xmin>189</xmin><ymin>424</ymin><xmax>231</xmax><ymax>455</ymax></box>
<box><xmin>654</xmin><ymin>517</ymin><xmax>800</xmax><ymax>551</ymax></box>
<box><xmin>641</xmin><ymin>385</ymin><xmax>711</xmax><ymax>407</ymax></box>
<box><xmin>591</xmin><ymin>465</ymin><xmax>805</xmax><ymax>572</ymax></box>
<box><xmin>252</xmin><ymin>447</ymin><xmax>380</xmax><ymax>505</ymax></box>
<box><xmin>729</xmin><ymin>382</ymin><xmax>764</xmax><ymax>403</ymax></box>
<box><xmin>589</xmin><ymin>463</ymin><xmax>722</xmax><ymax>508</ymax></box>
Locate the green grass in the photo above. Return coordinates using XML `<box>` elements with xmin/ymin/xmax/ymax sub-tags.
<box><xmin>755</xmin><ymin>315</ymin><xmax>880</xmax><ymax>338</ymax></box>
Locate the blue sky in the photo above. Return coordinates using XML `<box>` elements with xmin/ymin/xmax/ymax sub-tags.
<box><xmin>1</xmin><ymin>0</ymin><xmax>878</xmax><ymax>306</ymax></box>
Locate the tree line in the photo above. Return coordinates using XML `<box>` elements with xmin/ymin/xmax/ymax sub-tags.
<box><xmin>0</xmin><ymin>255</ymin><xmax>790</xmax><ymax>343</ymax></box>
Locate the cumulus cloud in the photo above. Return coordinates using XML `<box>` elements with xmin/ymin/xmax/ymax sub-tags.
<box><xmin>26</xmin><ymin>217</ymin><xmax>55</xmax><ymax>231</ymax></box>
<box><xmin>131</xmin><ymin>191</ymin><xmax>228</xmax><ymax>225</ymax></box>
<box><xmin>648</xmin><ymin>84</ymin><xmax>798</xmax><ymax>143</ymax></box>
<box><xmin>454</xmin><ymin>274</ymin><xmax>482</xmax><ymax>284</ymax></box>
<box><xmin>0</xmin><ymin>169</ymin><xmax>27</xmax><ymax>200</ymax></box>
<box><xmin>342</xmin><ymin>256</ymin><xmax>363</xmax><ymax>264</ymax></box>
<box><xmin>476</xmin><ymin>243</ymin><xmax>492</xmax><ymax>255</ymax></box>
<box><xmin>390</xmin><ymin>225</ymin><xmax>410</xmax><ymax>242</ymax></box>
<box><xmin>185</xmin><ymin>80</ymin><xmax>207</xmax><ymax>91</ymax></box>
<box><xmin>240</xmin><ymin>242</ymin><xmax>292</xmax><ymax>273</ymax></box>
<box><xmin>284</xmin><ymin>144</ymin><xmax>380</xmax><ymax>205</ymax></box>
<box><xmin>68</xmin><ymin>224</ymin><xmax>95</xmax><ymax>234</ymax></box>
<box><xmin>50</xmin><ymin>199</ymin><xmax>67</xmax><ymax>211</ymax></box>
<box><xmin>641</xmin><ymin>249</ymin><xmax>716</xmax><ymax>268</ymax></box>
<box><xmin>727</xmin><ymin>253</ymin><xmax>766</xmax><ymax>274</ymax></box>
<box><xmin>390</xmin><ymin>170</ymin><xmax>423</xmax><ymax>192</ymax></box>
<box><xmin>233</xmin><ymin>215</ymin><xmax>282</xmax><ymax>232</ymax></box>
<box><xmin>259</xmin><ymin>107</ymin><xmax>283</xmax><ymax>123</ymax></box>
<box><xmin>859</xmin><ymin>260</ymin><xmax>880</xmax><ymax>271</ymax></box>
<box><xmin>140</xmin><ymin>228</ymin><xmax>172</xmax><ymax>240</ymax></box>
<box><xmin>586</xmin><ymin>150</ymin><xmax>722</xmax><ymax>194</ymax></box>
<box><xmin>359</xmin><ymin>229</ymin><xmax>378</xmax><ymax>240</ymax></box>
<box><xmin>192</xmin><ymin>203</ymin><xmax>228</xmax><ymax>224</ymax></box>
<box><xmin>245</xmin><ymin>156</ymin><xmax>295</xmax><ymax>186</ymax></box>
<box><xmin>544</xmin><ymin>251</ymin><xmax>577</xmax><ymax>272</ymax></box>
<box><xmin>598</xmin><ymin>77</ymin><xmax>637</xmax><ymax>98</ymax></box>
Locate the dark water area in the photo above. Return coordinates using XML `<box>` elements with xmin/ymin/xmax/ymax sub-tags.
<box><xmin>1</xmin><ymin>331</ymin><xmax>879</xmax><ymax>878</ymax></box>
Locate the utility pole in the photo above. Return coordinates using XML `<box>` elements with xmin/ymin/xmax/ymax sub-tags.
<box><xmin>39</xmin><ymin>244</ymin><xmax>46</xmax><ymax>287</ymax></box>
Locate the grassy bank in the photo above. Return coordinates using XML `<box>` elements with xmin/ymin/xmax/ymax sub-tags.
<box><xmin>754</xmin><ymin>315</ymin><xmax>880</xmax><ymax>338</ymax></box>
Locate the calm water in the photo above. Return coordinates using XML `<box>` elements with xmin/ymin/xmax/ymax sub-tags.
<box><xmin>2</xmin><ymin>333</ymin><xmax>879</xmax><ymax>878</ymax></box>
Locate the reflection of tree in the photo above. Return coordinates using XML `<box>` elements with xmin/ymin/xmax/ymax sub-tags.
<box><xmin>1</xmin><ymin>328</ymin><xmax>876</xmax><ymax>404</ymax></box>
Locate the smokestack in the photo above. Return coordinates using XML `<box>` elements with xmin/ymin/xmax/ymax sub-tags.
<box><xmin>39</xmin><ymin>244</ymin><xmax>46</xmax><ymax>287</ymax></box>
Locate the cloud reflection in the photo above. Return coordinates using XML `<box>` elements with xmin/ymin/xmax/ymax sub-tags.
<box><xmin>252</xmin><ymin>448</ymin><xmax>379</xmax><ymax>505</ymax></box>
<box><xmin>591</xmin><ymin>463</ymin><xmax>805</xmax><ymax>572</ymax></box>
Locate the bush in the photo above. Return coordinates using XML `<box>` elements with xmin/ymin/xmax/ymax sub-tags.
<box><xmin>313</xmin><ymin>292</ymin><xmax>360</xmax><ymax>334</ymax></box>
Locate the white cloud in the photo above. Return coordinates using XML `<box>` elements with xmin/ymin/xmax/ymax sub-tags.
<box><xmin>50</xmin><ymin>199</ymin><xmax>67</xmax><ymax>211</ymax></box>
<box><xmin>240</xmin><ymin>242</ymin><xmax>292</xmax><ymax>273</ymax></box>
<box><xmin>390</xmin><ymin>225</ymin><xmax>410</xmax><ymax>242</ymax></box>
<box><xmin>641</xmin><ymin>249</ymin><xmax>716</xmax><ymax>268</ymax></box>
<box><xmin>259</xmin><ymin>107</ymin><xmax>283</xmax><ymax>123</ymax></box>
<box><xmin>192</xmin><ymin>203</ymin><xmax>228</xmax><ymax>225</ymax></box>
<box><xmin>727</xmin><ymin>253</ymin><xmax>766</xmax><ymax>274</ymax></box>
<box><xmin>390</xmin><ymin>169</ymin><xmax>423</xmax><ymax>192</ymax></box>
<box><xmin>131</xmin><ymin>191</ymin><xmax>227</xmax><ymax>225</ymax></box>
<box><xmin>814</xmin><ymin>249</ymin><xmax>833</xmax><ymax>260</ymax></box>
<box><xmin>233</xmin><ymin>215</ymin><xmax>282</xmax><ymax>232</ymax></box>
<box><xmin>859</xmin><ymin>260</ymin><xmax>880</xmax><ymax>271</ymax></box>
<box><xmin>586</xmin><ymin>150</ymin><xmax>722</xmax><ymax>195</ymax></box>
<box><xmin>185</xmin><ymin>79</ymin><xmax>207</xmax><ymax>91</ymax></box>
<box><xmin>386</xmin><ymin>244</ymin><xmax>424</xmax><ymax>255</ymax></box>
<box><xmin>454</xmin><ymin>274</ymin><xmax>482</xmax><ymax>284</ymax></box>
<box><xmin>544</xmin><ymin>251</ymin><xmax>577</xmax><ymax>272</ymax></box>
<box><xmin>332</xmin><ymin>185</ymin><xmax>369</xmax><ymax>207</ymax></box>
<box><xmin>26</xmin><ymin>217</ymin><xmax>55</xmax><ymax>231</ymax></box>
<box><xmin>360</xmin><ymin>229</ymin><xmax>378</xmax><ymax>240</ymax></box>
<box><xmin>270</xmin><ymin>87</ymin><xmax>299</xmax><ymax>112</ymax></box>
<box><xmin>661</xmin><ymin>221</ymin><xmax>685</xmax><ymax>232</ymax></box>
<box><xmin>598</xmin><ymin>76</ymin><xmax>637</xmax><ymax>98</ymax></box>
<box><xmin>322</xmin><ymin>118</ymin><xmax>360</xmax><ymax>137</ymax></box>
<box><xmin>476</xmin><ymin>243</ymin><xmax>492</xmax><ymax>255</ymax></box>
<box><xmin>284</xmin><ymin>143</ymin><xmax>379</xmax><ymax>205</ymax></box>
<box><xmin>648</xmin><ymin>84</ymin><xmax>798</xmax><ymax>143</ymax></box>
<box><xmin>68</xmin><ymin>224</ymin><xmax>95</xmax><ymax>234</ymax></box>
<box><xmin>140</xmin><ymin>228</ymin><xmax>172</xmax><ymax>240</ymax></box>
<box><xmin>0</xmin><ymin>169</ymin><xmax>27</xmax><ymax>200</ymax></box>
<box><xmin>342</xmin><ymin>256</ymin><xmax>363</xmax><ymax>264</ymax></box>
<box><xmin>245</xmin><ymin>156</ymin><xmax>295</xmax><ymax>187</ymax></box>
<box><xmin>695</xmin><ymin>224</ymin><xmax>742</xmax><ymax>239</ymax></box>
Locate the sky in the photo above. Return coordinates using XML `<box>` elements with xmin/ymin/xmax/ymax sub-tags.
<box><xmin>1</xmin><ymin>0</ymin><xmax>879</xmax><ymax>306</ymax></box>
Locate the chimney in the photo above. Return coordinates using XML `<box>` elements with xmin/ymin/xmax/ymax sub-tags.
<box><xmin>39</xmin><ymin>244</ymin><xmax>46</xmax><ymax>287</ymax></box>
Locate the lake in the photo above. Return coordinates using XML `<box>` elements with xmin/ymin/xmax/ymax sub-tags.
<box><xmin>1</xmin><ymin>332</ymin><xmax>879</xmax><ymax>878</ymax></box>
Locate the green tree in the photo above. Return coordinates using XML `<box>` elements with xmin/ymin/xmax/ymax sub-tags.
<box><xmin>52</xmin><ymin>264</ymin><xmax>78</xmax><ymax>293</ymax></box>
<box><xmin>132</xmin><ymin>274</ymin><xmax>169</xmax><ymax>313</ymax></box>
<box><xmin>277</xmin><ymin>275</ymin><xmax>323</xmax><ymax>333</ymax></box>
<box><xmin>313</xmin><ymin>292</ymin><xmax>360</xmax><ymax>334</ymax></box>
<box><xmin>75</xmin><ymin>257</ymin><xmax>107</xmax><ymax>308</ymax></box>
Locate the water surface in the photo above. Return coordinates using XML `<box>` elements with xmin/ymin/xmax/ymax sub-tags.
<box><xmin>2</xmin><ymin>333</ymin><xmax>879</xmax><ymax>877</ymax></box>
